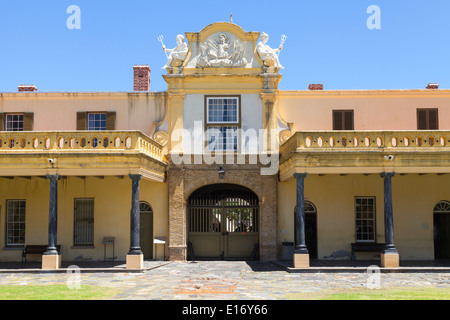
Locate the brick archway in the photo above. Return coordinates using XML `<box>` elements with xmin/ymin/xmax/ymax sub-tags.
<box><xmin>168</xmin><ymin>164</ymin><xmax>277</xmax><ymax>261</ymax></box>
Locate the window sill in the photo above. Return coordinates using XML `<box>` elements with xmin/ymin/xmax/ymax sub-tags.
<box><xmin>2</xmin><ymin>246</ymin><xmax>25</xmax><ymax>251</ymax></box>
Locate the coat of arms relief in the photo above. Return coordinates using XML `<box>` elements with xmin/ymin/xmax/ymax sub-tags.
<box><xmin>196</xmin><ymin>33</ymin><xmax>247</xmax><ymax>68</ymax></box>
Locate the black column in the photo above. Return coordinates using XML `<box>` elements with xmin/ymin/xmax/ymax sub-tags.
<box><xmin>381</xmin><ymin>172</ymin><xmax>398</xmax><ymax>254</ymax></box>
<box><xmin>45</xmin><ymin>175</ymin><xmax>60</xmax><ymax>255</ymax></box>
<box><xmin>294</xmin><ymin>173</ymin><xmax>308</xmax><ymax>254</ymax></box>
<box><xmin>128</xmin><ymin>174</ymin><xmax>142</xmax><ymax>255</ymax></box>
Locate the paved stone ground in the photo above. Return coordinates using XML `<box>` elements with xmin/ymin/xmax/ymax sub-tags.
<box><xmin>0</xmin><ymin>261</ymin><xmax>448</xmax><ymax>300</ymax></box>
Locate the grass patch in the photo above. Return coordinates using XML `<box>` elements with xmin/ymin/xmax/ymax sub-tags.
<box><xmin>287</xmin><ymin>287</ymin><xmax>450</xmax><ymax>300</ymax></box>
<box><xmin>0</xmin><ymin>285</ymin><xmax>119</xmax><ymax>300</ymax></box>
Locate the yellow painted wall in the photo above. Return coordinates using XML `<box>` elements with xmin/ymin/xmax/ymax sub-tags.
<box><xmin>0</xmin><ymin>93</ymin><xmax>167</xmax><ymax>136</ymax></box>
<box><xmin>0</xmin><ymin>176</ymin><xmax>168</xmax><ymax>262</ymax></box>
<box><xmin>278</xmin><ymin>91</ymin><xmax>450</xmax><ymax>131</ymax></box>
<box><xmin>278</xmin><ymin>174</ymin><xmax>450</xmax><ymax>261</ymax></box>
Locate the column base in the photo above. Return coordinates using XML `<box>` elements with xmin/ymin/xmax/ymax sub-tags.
<box><xmin>126</xmin><ymin>254</ymin><xmax>144</xmax><ymax>269</ymax></box>
<box><xmin>381</xmin><ymin>253</ymin><xmax>399</xmax><ymax>268</ymax></box>
<box><xmin>293</xmin><ymin>253</ymin><xmax>310</xmax><ymax>268</ymax></box>
<box><xmin>42</xmin><ymin>254</ymin><xmax>61</xmax><ymax>270</ymax></box>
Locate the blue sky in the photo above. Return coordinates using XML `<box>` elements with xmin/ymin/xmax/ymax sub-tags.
<box><xmin>1</xmin><ymin>0</ymin><xmax>449</xmax><ymax>92</ymax></box>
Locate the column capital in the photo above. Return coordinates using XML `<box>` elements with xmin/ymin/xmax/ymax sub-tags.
<box><xmin>129</xmin><ymin>174</ymin><xmax>142</xmax><ymax>181</ymax></box>
<box><xmin>294</xmin><ymin>173</ymin><xmax>307</xmax><ymax>180</ymax></box>
<box><xmin>381</xmin><ymin>172</ymin><xmax>395</xmax><ymax>179</ymax></box>
<box><xmin>46</xmin><ymin>174</ymin><xmax>61</xmax><ymax>181</ymax></box>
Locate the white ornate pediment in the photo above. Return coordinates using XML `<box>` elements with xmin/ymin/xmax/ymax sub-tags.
<box><xmin>184</xmin><ymin>30</ymin><xmax>261</xmax><ymax>69</ymax></box>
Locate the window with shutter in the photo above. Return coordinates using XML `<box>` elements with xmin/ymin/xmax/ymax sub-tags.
<box><xmin>333</xmin><ymin>110</ymin><xmax>354</xmax><ymax>130</ymax></box>
<box><xmin>417</xmin><ymin>109</ymin><xmax>438</xmax><ymax>130</ymax></box>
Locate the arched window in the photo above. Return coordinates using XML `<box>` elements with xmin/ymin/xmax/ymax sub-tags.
<box><xmin>305</xmin><ymin>201</ymin><xmax>317</xmax><ymax>214</ymax></box>
<box><xmin>140</xmin><ymin>202</ymin><xmax>153</xmax><ymax>213</ymax></box>
<box><xmin>434</xmin><ymin>201</ymin><xmax>450</xmax><ymax>214</ymax></box>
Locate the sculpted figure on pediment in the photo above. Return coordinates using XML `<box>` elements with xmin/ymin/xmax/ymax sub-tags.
<box><xmin>196</xmin><ymin>33</ymin><xmax>247</xmax><ymax>68</ymax></box>
<box><xmin>161</xmin><ymin>34</ymin><xmax>189</xmax><ymax>69</ymax></box>
<box><xmin>257</xmin><ymin>32</ymin><xmax>285</xmax><ymax>69</ymax></box>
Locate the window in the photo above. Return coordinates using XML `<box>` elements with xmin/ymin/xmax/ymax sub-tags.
<box><xmin>87</xmin><ymin>113</ymin><xmax>107</xmax><ymax>131</ymax></box>
<box><xmin>355</xmin><ymin>197</ymin><xmax>376</xmax><ymax>242</ymax></box>
<box><xmin>77</xmin><ymin>112</ymin><xmax>116</xmax><ymax>131</ymax></box>
<box><xmin>333</xmin><ymin>110</ymin><xmax>354</xmax><ymax>130</ymax></box>
<box><xmin>417</xmin><ymin>108</ymin><xmax>438</xmax><ymax>130</ymax></box>
<box><xmin>205</xmin><ymin>96</ymin><xmax>240</xmax><ymax>151</ymax></box>
<box><xmin>74</xmin><ymin>199</ymin><xmax>94</xmax><ymax>246</ymax></box>
<box><xmin>5</xmin><ymin>114</ymin><xmax>24</xmax><ymax>131</ymax></box>
<box><xmin>6</xmin><ymin>200</ymin><xmax>26</xmax><ymax>246</ymax></box>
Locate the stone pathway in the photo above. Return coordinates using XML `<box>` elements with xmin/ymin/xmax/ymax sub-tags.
<box><xmin>0</xmin><ymin>261</ymin><xmax>448</xmax><ymax>300</ymax></box>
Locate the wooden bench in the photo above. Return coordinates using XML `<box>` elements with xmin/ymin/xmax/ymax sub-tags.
<box><xmin>22</xmin><ymin>245</ymin><xmax>61</xmax><ymax>263</ymax></box>
<box><xmin>351</xmin><ymin>243</ymin><xmax>385</xmax><ymax>260</ymax></box>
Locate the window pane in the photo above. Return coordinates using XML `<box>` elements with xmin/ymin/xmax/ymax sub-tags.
<box><xmin>6</xmin><ymin>200</ymin><xmax>26</xmax><ymax>245</ymax></box>
<box><xmin>5</xmin><ymin>114</ymin><xmax>24</xmax><ymax>132</ymax></box>
<box><xmin>206</xmin><ymin>126</ymin><xmax>238</xmax><ymax>151</ymax></box>
<box><xmin>207</xmin><ymin>98</ymin><xmax>238</xmax><ymax>123</ymax></box>
<box><xmin>87</xmin><ymin>113</ymin><xmax>106</xmax><ymax>131</ymax></box>
<box><xmin>355</xmin><ymin>197</ymin><xmax>375</xmax><ymax>242</ymax></box>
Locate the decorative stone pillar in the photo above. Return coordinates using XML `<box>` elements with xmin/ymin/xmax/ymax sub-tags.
<box><xmin>126</xmin><ymin>174</ymin><xmax>144</xmax><ymax>269</ymax></box>
<box><xmin>42</xmin><ymin>175</ymin><xmax>61</xmax><ymax>270</ymax></box>
<box><xmin>293</xmin><ymin>173</ymin><xmax>309</xmax><ymax>268</ymax></box>
<box><xmin>381</xmin><ymin>172</ymin><xmax>399</xmax><ymax>268</ymax></box>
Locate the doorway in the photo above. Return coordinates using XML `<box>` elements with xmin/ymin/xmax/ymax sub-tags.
<box><xmin>187</xmin><ymin>184</ymin><xmax>259</xmax><ymax>260</ymax></box>
<box><xmin>434</xmin><ymin>201</ymin><xmax>450</xmax><ymax>259</ymax></box>
<box><xmin>294</xmin><ymin>201</ymin><xmax>318</xmax><ymax>259</ymax></box>
<box><xmin>139</xmin><ymin>202</ymin><xmax>153</xmax><ymax>260</ymax></box>
<box><xmin>305</xmin><ymin>201</ymin><xmax>318</xmax><ymax>259</ymax></box>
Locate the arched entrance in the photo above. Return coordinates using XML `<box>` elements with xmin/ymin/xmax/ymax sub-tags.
<box><xmin>139</xmin><ymin>202</ymin><xmax>153</xmax><ymax>260</ymax></box>
<box><xmin>187</xmin><ymin>184</ymin><xmax>259</xmax><ymax>260</ymax></box>
<box><xmin>305</xmin><ymin>201</ymin><xmax>318</xmax><ymax>260</ymax></box>
<box><xmin>434</xmin><ymin>201</ymin><xmax>450</xmax><ymax>259</ymax></box>
<box><xmin>295</xmin><ymin>201</ymin><xmax>318</xmax><ymax>259</ymax></box>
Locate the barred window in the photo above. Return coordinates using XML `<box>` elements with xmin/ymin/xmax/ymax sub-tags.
<box><xmin>206</xmin><ymin>97</ymin><xmax>240</xmax><ymax>152</ymax></box>
<box><xmin>74</xmin><ymin>199</ymin><xmax>94</xmax><ymax>246</ymax></box>
<box><xmin>6</xmin><ymin>200</ymin><xmax>26</xmax><ymax>246</ymax></box>
<box><xmin>355</xmin><ymin>197</ymin><xmax>376</xmax><ymax>242</ymax></box>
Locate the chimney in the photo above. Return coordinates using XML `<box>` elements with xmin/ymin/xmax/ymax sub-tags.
<box><xmin>18</xmin><ymin>85</ymin><xmax>37</xmax><ymax>92</ymax></box>
<box><xmin>308</xmin><ymin>84</ymin><xmax>323</xmax><ymax>91</ymax></box>
<box><xmin>426</xmin><ymin>83</ymin><xmax>439</xmax><ymax>90</ymax></box>
<box><xmin>133</xmin><ymin>65</ymin><xmax>151</xmax><ymax>91</ymax></box>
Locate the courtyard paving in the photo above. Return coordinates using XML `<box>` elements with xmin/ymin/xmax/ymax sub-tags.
<box><xmin>0</xmin><ymin>261</ymin><xmax>448</xmax><ymax>300</ymax></box>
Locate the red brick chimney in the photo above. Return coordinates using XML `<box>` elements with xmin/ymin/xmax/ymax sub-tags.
<box><xmin>308</xmin><ymin>84</ymin><xmax>323</xmax><ymax>91</ymax></box>
<box><xmin>426</xmin><ymin>83</ymin><xmax>439</xmax><ymax>90</ymax></box>
<box><xmin>18</xmin><ymin>85</ymin><xmax>37</xmax><ymax>92</ymax></box>
<box><xmin>133</xmin><ymin>65</ymin><xmax>151</xmax><ymax>91</ymax></box>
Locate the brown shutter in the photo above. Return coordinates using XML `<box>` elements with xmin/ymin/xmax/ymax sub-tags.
<box><xmin>0</xmin><ymin>113</ymin><xmax>4</xmax><ymax>131</ymax></box>
<box><xmin>23</xmin><ymin>113</ymin><xmax>34</xmax><ymax>131</ymax></box>
<box><xmin>333</xmin><ymin>111</ymin><xmax>343</xmax><ymax>130</ymax></box>
<box><xmin>77</xmin><ymin>112</ymin><xmax>87</xmax><ymax>130</ymax></box>
<box><xmin>344</xmin><ymin>111</ymin><xmax>354</xmax><ymax>130</ymax></box>
<box><xmin>417</xmin><ymin>109</ymin><xmax>427</xmax><ymax>130</ymax></box>
<box><xmin>428</xmin><ymin>109</ymin><xmax>438</xmax><ymax>130</ymax></box>
<box><xmin>106</xmin><ymin>112</ymin><xmax>116</xmax><ymax>130</ymax></box>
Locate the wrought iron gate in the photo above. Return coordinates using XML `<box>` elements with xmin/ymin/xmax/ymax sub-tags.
<box><xmin>188</xmin><ymin>184</ymin><xmax>259</xmax><ymax>259</ymax></box>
